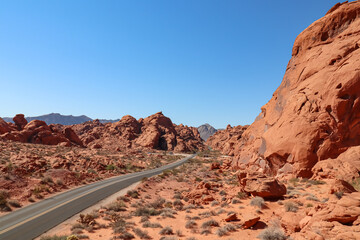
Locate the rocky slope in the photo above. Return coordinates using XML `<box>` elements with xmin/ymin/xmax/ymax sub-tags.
<box><xmin>198</xmin><ymin>123</ymin><xmax>217</xmax><ymax>141</ymax></box>
<box><xmin>209</xmin><ymin>1</ymin><xmax>360</xmax><ymax>178</ymax></box>
<box><xmin>207</xmin><ymin>124</ymin><xmax>248</xmax><ymax>155</ymax></box>
<box><xmin>71</xmin><ymin>112</ymin><xmax>204</xmax><ymax>153</ymax></box>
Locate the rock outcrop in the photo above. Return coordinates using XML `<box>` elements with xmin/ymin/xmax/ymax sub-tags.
<box><xmin>206</xmin><ymin>125</ymin><xmax>248</xmax><ymax>156</ymax></box>
<box><xmin>0</xmin><ymin>115</ymin><xmax>83</xmax><ymax>147</ymax></box>
<box><xmin>72</xmin><ymin>112</ymin><xmax>204</xmax><ymax>152</ymax></box>
<box><xmin>210</xmin><ymin>1</ymin><xmax>360</xmax><ymax>178</ymax></box>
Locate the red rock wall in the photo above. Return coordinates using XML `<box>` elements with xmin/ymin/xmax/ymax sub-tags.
<box><xmin>214</xmin><ymin>2</ymin><xmax>360</xmax><ymax>177</ymax></box>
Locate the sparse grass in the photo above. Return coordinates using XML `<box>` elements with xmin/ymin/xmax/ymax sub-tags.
<box><xmin>149</xmin><ymin>197</ymin><xmax>166</xmax><ymax>209</ymax></box>
<box><xmin>284</xmin><ymin>202</ymin><xmax>298</xmax><ymax>212</ymax></box>
<box><xmin>250</xmin><ymin>196</ymin><xmax>265</xmax><ymax>209</ymax></box>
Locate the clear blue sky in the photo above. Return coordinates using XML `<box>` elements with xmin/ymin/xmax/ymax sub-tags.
<box><xmin>0</xmin><ymin>0</ymin><xmax>342</xmax><ymax>129</ymax></box>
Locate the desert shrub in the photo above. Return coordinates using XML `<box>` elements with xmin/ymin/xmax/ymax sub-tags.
<box><xmin>160</xmin><ymin>211</ymin><xmax>175</xmax><ymax>218</ymax></box>
<box><xmin>112</xmin><ymin>218</ymin><xmax>127</xmax><ymax>233</ymax></box>
<box><xmin>106</xmin><ymin>201</ymin><xmax>127</xmax><ymax>212</ymax></box>
<box><xmin>217</xmin><ymin>208</ymin><xmax>227</xmax><ymax>214</ymax></box>
<box><xmin>118</xmin><ymin>232</ymin><xmax>135</xmax><ymax>240</ymax></box>
<box><xmin>106</xmin><ymin>164</ymin><xmax>116</xmax><ymax>170</ymax></box>
<box><xmin>71</xmin><ymin>223</ymin><xmax>84</xmax><ymax>231</ymax></box>
<box><xmin>306</xmin><ymin>195</ymin><xmax>320</xmax><ymax>202</ymax></box>
<box><xmin>176</xmin><ymin>229</ymin><xmax>182</xmax><ymax>236</ymax></box>
<box><xmin>134</xmin><ymin>207</ymin><xmax>160</xmax><ymax>216</ymax></box>
<box><xmin>237</xmin><ymin>191</ymin><xmax>248</xmax><ymax>199</ymax></box>
<box><xmin>159</xmin><ymin>226</ymin><xmax>174</xmax><ymax>235</ymax></box>
<box><xmin>159</xmin><ymin>237</ymin><xmax>178</xmax><ymax>240</ymax></box>
<box><xmin>183</xmin><ymin>204</ymin><xmax>196</xmax><ymax>210</ymax></box>
<box><xmin>173</xmin><ymin>193</ymin><xmax>182</xmax><ymax>199</ymax></box>
<box><xmin>219</xmin><ymin>190</ymin><xmax>227</xmax><ymax>196</ymax></box>
<box><xmin>308</xmin><ymin>180</ymin><xmax>325</xmax><ymax>185</ymax></box>
<box><xmin>215</xmin><ymin>227</ymin><xmax>228</xmax><ymax>237</ymax></box>
<box><xmin>257</xmin><ymin>226</ymin><xmax>287</xmax><ymax>240</ymax></box>
<box><xmin>66</xmin><ymin>236</ymin><xmax>79</xmax><ymax>240</ymax></box>
<box><xmin>133</xmin><ymin>228</ymin><xmax>151</xmax><ymax>239</ymax></box>
<box><xmin>306</xmin><ymin>203</ymin><xmax>313</xmax><ymax>208</ymax></box>
<box><xmin>223</xmin><ymin>223</ymin><xmax>237</xmax><ymax>232</ymax></box>
<box><xmin>231</xmin><ymin>198</ymin><xmax>241</xmax><ymax>204</ymax></box>
<box><xmin>41</xmin><ymin>176</ymin><xmax>54</xmax><ymax>184</ymax></box>
<box><xmin>8</xmin><ymin>200</ymin><xmax>21</xmax><ymax>208</ymax></box>
<box><xmin>201</xmin><ymin>219</ymin><xmax>219</xmax><ymax>228</ymax></box>
<box><xmin>0</xmin><ymin>190</ymin><xmax>9</xmax><ymax>205</ymax></box>
<box><xmin>284</xmin><ymin>202</ymin><xmax>298</xmax><ymax>212</ymax></box>
<box><xmin>185</xmin><ymin>220</ymin><xmax>197</xmax><ymax>229</ymax></box>
<box><xmin>186</xmin><ymin>238</ymin><xmax>197</xmax><ymax>240</ymax></box>
<box><xmin>210</xmin><ymin>200</ymin><xmax>219</xmax><ymax>206</ymax></box>
<box><xmin>140</xmin><ymin>215</ymin><xmax>149</xmax><ymax>222</ymax></box>
<box><xmin>76</xmin><ymin>235</ymin><xmax>89</xmax><ymax>239</ymax></box>
<box><xmin>55</xmin><ymin>179</ymin><xmax>64</xmax><ymax>186</ymax></box>
<box><xmin>142</xmin><ymin>221</ymin><xmax>162</xmax><ymax>228</ymax></box>
<box><xmin>200</xmin><ymin>229</ymin><xmax>211</xmax><ymax>235</ymax></box>
<box><xmin>149</xmin><ymin>197</ymin><xmax>166</xmax><ymax>209</ymax></box>
<box><xmin>127</xmin><ymin>190</ymin><xmax>139</xmax><ymax>198</ymax></box>
<box><xmin>288</xmin><ymin>178</ymin><xmax>299</xmax><ymax>185</ymax></box>
<box><xmin>334</xmin><ymin>191</ymin><xmax>344</xmax><ymax>199</ymax></box>
<box><xmin>40</xmin><ymin>235</ymin><xmax>68</xmax><ymax>240</ymax></box>
<box><xmin>28</xmin><ymin>197</ymin><xmax>35</xmax><ymax>202</ymax></box>
<box><xmin>250</xmin><ymin>196</ymin><xmax>265</xmax><ymax>209</ymax></box>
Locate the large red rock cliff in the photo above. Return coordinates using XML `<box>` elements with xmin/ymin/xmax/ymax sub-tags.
<box><xmin>209</xmin><ymin>1</ymin><xmax>360</xmax><ymax>178</ymax></box>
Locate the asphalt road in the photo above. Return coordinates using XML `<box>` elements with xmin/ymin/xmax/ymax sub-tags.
<box><xmin>0</xmin><ymin>154</ymin><xmax>196</xmax><ymax>240</ymax></box>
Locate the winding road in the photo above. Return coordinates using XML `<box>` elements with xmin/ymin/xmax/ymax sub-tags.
<box><xmin>0</xmin><ymin>154</ymin><xmax>195</xmax><ymax>240</ymax></box>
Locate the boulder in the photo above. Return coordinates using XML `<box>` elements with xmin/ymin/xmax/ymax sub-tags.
<box><xmin>239</xmin><ymin>172</ymin><xmax>286</xmax><ymax>198</ymax></box>
<box><xmin>13</xmin><ymin>114</ymin><xmax>28</xmax><ymax>130</ymax></box>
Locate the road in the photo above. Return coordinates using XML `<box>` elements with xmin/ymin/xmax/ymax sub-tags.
<box><xmin>0</xmin><ymin>154</ymin><xmax>196</xmax><ymax>240</ymax></box>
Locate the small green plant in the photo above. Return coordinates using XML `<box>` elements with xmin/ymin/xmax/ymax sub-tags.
<box><xmin>106</xmin><ymin>164</ymin><xmax>116</xmax><ymax>170</ymax></box>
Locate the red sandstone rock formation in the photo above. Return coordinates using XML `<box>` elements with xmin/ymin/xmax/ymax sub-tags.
<box><xmin>206</xmin><ymin>124</ymin><xmax>248</xmax><ymax>156</ymax></box>
<box><xmin>72</xmin><ymin>112</ymin><xmax>204</xmax><ymax>152</ymax></box>
<box><xmin>0</xmin><ymin>115</ymin><xmax>83</xmax><ymax>147</ymax></box>
<box><xmin>209</xmin><ymin>1</ymin><xmax>360</xmax><ymax>178</ymax></box>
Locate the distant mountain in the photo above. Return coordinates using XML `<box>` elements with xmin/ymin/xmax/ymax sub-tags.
<box><xmin>98</xmin><ymin>119</ymin><xmax>120</xmax><ymax>124</ymax></box>
<box><xmin>3</xmin><ymin>113</ymin><xmax>92</xmax><ymax>125</ymax></box>
<box><xmin>198</xmin><ymin>123</ymin><xmax>217</xmax><ymax>141</ymax></box>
